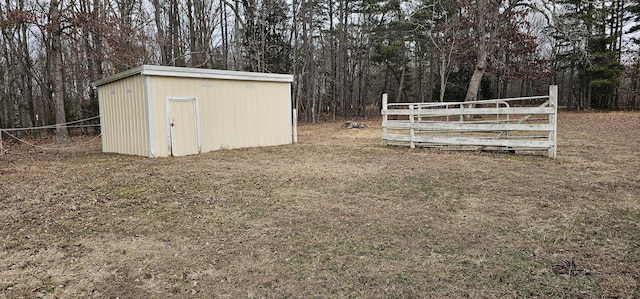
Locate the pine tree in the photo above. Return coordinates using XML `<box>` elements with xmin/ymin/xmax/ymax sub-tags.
<box><xmin>552</xmin><ymin>0</ymin><xmax>624</xmax><ymax>110</ymax></box>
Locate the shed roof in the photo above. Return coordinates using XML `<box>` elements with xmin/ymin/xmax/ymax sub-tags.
<box><xmin>91</xmin><ymin>65</ymin><xmax>294</xmax><ymax>88</ymax></box>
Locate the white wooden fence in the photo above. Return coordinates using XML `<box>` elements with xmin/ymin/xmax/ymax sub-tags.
<box><xmin>381</xmin><ymin>85</ymin><xmax>558</xmax><ymax>158</ymax></box>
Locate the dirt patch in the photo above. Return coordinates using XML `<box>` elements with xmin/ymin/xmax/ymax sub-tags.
<box><xmin>1</xmin><ymin>111</ymin><xmax>639</xmax><ymax>298</ymax></box>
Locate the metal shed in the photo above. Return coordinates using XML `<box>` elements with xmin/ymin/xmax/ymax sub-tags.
<box><xmin>91</xmin><ymin>65</ymin><xmax>294</xmax><ymax>157</ymax></box>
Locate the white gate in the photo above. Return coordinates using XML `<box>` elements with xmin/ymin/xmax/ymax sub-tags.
<box><xmin>381</xmin><ymin>86</ymin><xmax>558</xmax><ymax>158</ymax></box>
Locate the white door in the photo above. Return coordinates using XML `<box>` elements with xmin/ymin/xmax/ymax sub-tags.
<box><xmin>167</xmin><ymin>98</ymin><xmax>199</xmax><ymax>156</ymax></box>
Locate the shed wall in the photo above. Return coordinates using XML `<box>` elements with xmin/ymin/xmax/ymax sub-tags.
<box><xmin>98</xmin><ymin>75</ymin><xmax>150</xmax><ymax>156</ymax></box>
<box><xmin>149</xmin><ymin>76</ymin><xmax>292</xmax><ymax>157</ymax></box>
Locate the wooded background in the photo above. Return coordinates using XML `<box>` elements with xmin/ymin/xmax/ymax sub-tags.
<box><xmin>1</xmin><ymin>0</ymin><xmax>638</xmax><ymax>141</ymax></box>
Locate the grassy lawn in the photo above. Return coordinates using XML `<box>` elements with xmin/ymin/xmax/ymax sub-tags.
<box><xmin>1</xmin><ymin>111</ymin><xmax>639</xmax><ymax>298</ymax></box>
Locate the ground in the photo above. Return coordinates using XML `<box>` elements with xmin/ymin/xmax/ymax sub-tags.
<box><xmin>0</xmin><ymin>111</ymin><xmax>639</xmax><ymax>298</ymax></box>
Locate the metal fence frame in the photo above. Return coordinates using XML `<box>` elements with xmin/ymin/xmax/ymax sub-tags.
<box><xmin>381</xmin><ymin>86</ymin><xmax>558</xmax><ymax>158</ymax></box>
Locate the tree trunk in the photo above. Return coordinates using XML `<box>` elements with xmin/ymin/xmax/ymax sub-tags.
<box><xmin>465</xmin><ymin>50</ymin><xmax>488</xmax><ymax>102</ymax></box>
<box><xmin>439</xmin><ymin>51</ymin><xmax>447</xmax><ymax>102</ymax></box>
<box><xmin>19</xmin><ymin>1</ymin><xmax>35</xmax><ymax>130</ymax></box>
<box><xmin>12</xmin><ymin>93</ymin><xmax>21</xmax><ymax>137</ymax></box>
<box><xmin>234</xmin><ymin>0</ymin><xmax>243</xmax><ymax>71</ymax></box>
<box><xmin>429</xmin><ymin>55</ymin><xmax>435</xmax><ymax>102</ymax></box>
<box><xmin>49</xmin><ymin>0</ymin><xmax>69</xmax><ymax>143</ymax></box>
<box><xmin>186</xmin><ymin>0</ymin><xmax>197</xmax><ymax>66</ymax></box>
<box><xmin>396</xmin><ymin>64</ymin><xmax>405</xmax><ymax>103</ymax></box>
<box><xmin>220</xmin><ymin>0</ymin><xmax>229</xmax><ymax>69</ymax></box>
<box><xmin>464</xmin><ymin>0</ymin><xmax>490</xmax><ymax>102</ymax></box>
<box><xmin>170</xmin><ymin>0</ymin><xmax>184</xmax><ymax>66</ymax></box>
<box><xmin>151</xmin><ymin>0</ymin><xmax>168</xmax><ymax>65</ymax></box>
<box><xmin>464</xmin><ymin>0</ymin><xmax>506</xmax><ymax>103</ymax></box>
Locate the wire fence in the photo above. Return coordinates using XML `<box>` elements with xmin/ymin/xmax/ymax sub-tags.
<box><xmin>0</xmin><ymin>116</ymin><xmax>102</xmax><ymax>151</ymax></box>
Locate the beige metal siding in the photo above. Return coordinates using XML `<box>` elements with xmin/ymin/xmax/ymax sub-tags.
<box><xmin>149</xmin><ymin>76</ymin><xmax>291</xmax><ymax>156</ymax></box>
<box><xmin>98</xmin><ymin>75</ymin><xmax>149</xmax><ymax>156</ymax></box>
<box><xmin>94</xmin><ymin>66</ymin><xmax>293</xmax><ymax>158</ymax></box>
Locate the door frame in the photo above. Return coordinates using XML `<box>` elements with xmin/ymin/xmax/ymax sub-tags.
<box><xmin>166</xmin><ymin>97</ymin><xmax>201</xmax><ymax>156</ymax></box>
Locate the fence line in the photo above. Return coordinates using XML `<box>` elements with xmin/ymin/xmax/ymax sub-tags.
<box><xmin>381</xmin><ymin>86</ymin><xmax>558</xmax><ymax>158</ymax></box>
<box><xmin>2</xmin><ymin>130</ymin><xmax>102</xmax><ymax>151</ymax></box>
<box><xmin>0</xmin><ymin>116</ymin><xmax>101</xmax><ymax>150</ymax></box>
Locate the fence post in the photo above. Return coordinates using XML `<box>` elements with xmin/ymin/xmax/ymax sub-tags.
<box><xmin>459</xmin><ymin>103</ymin><xmax>465</xmax><ymax>137</ymax></box>
<box><xmin>292</xmin><ymin>109</ymin><xmax>298</xmax><ymax>144</ymax></box>
<box><xmin>549</xmin><ymin>85</ymin><xmax>558</xmax><ymax>158</ymax></box>
<box><xmin>409</xmin><ymin>104</ymin><xmax>415</xmax><ymax>149</ymax></box>
<box><xmin>382</xmin><ymin>93</ymin><xmax>388</xmax><ymax>145</ymax></box>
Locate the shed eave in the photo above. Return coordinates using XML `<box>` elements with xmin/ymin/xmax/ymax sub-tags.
<box><xmin>90</xmin><ymin>66</ymin><xmax>144</xmax><ymax>88</ymax></box>
<box><xmin>139</xmin><ymin>65</ymin><xmax>294</xmax><ymax>83</ymax></box>
<box><xmin>91</xmin><ymin>65</ymin><xmax>294</xmax><ymax>87</ymax></box>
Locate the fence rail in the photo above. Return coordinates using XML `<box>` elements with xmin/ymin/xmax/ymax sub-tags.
<box><xmin>381</xmin><ymin>85</ymin><xmax>558</xmax><ymax>158</ymax></box>
<box><xmin>0</xmin><ymin>116</ymin><xmax>101</xmax><ymax>150</ymax></box>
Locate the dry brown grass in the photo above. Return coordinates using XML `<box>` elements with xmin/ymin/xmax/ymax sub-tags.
<box><xmin>1</xmin><ymin>111</ymin><xmax>639</xmax><ymax>298</ymax></box>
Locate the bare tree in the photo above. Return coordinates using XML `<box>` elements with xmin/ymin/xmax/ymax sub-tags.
<box><xmin>463</xmin><ymin>0</ymin><xmax>530</xmax><ymax>102</ymax></box>
<box><xmin>413</xmin><ymin>0</ymin><xmax>466</xmax><ymax>102</ymax></box>
<box><xmin>48</xmin><ymin>0</ymin><xmax>69</xmax><ymax>143</ymax></box>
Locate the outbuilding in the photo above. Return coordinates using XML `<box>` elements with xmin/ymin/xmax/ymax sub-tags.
<box><xmin>91</xmin><ymin>65</ymin><xmax>295</xmax><ymax>157</ymax></box>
